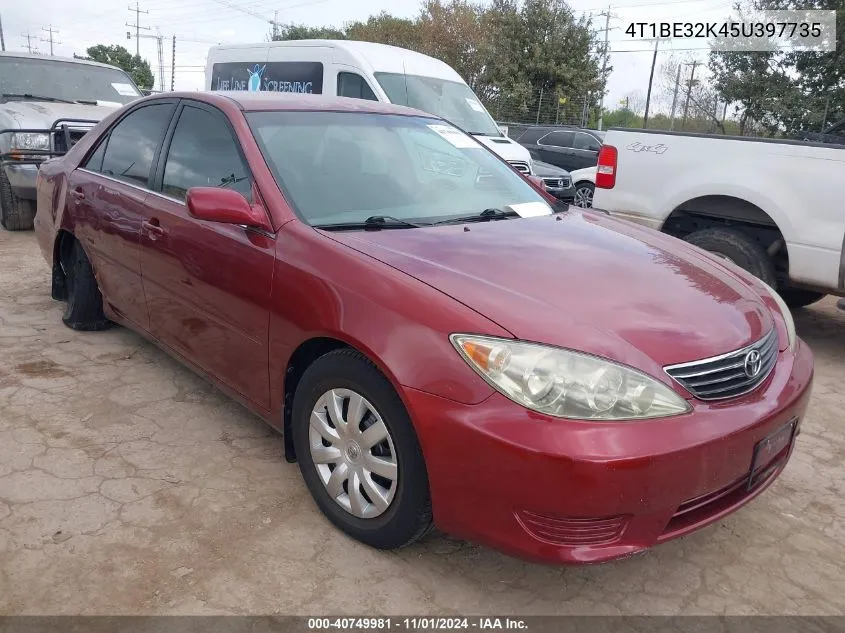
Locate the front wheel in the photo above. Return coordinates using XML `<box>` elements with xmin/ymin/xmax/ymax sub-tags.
<box><xmin>291</xmin><ymin>349</ymin><xmax>433</xmax><ymax>550</ymax></box>
<box><xmin>0</xmin><ymin>171</ymin><xmax>36</xmax><ymax>231</ymax></box>
<box><xmin>573</xmin><ymin>182</ymin><xmax>594</xmax><ymax>208</ymax></box>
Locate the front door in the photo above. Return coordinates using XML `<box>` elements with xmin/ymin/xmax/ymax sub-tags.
<box><xmin>536</xmin><ymin>130</ymin><xmax>576</xmax><ymax>170</ymax></box>
<box><xmin>139</xmin><ymin>101</ymin><xmax>275</xmax><ymax>409</ymax></box>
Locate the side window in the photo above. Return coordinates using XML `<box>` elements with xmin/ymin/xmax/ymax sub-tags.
<box><xmin>83</xmin><ymin>138</ymin><xmax>108</xmax><ymax>173</ymax></box>
<box><xmin>337</xmin><ymin>72</ymin><xmax>378</xmax><ymax>101</ymax></box>
<box><xmin>100</xmin><ymin>103</ymin><xmax>175</xmax><ymax>187</ymax></box>
<box><xmin>162</xmin><ymin>105</ymin><xmax>252</xmax><ymax>202</ymax></box>
<box><xmin>539</xmin><ymin>131</ymin><xmax>574</xmax><ymax>148</ymax></box>
<box><xmin>574</xmin><ymin>132</ymin><xmax>601</xmax><ymax>152</ymax></box>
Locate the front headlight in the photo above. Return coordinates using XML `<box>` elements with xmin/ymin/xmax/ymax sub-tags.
<box><xmin>450</xmin><ymin>334</ymin><xmax>691</xmax><ymax>420</ymax></box>
<box><xmin>11</xmin><ymin>132</ymin><xmax>50</xmax><ymax>151</ymax></box>
<box><xmin>757</xmin><ymin>280</ymin><xmax>796</xmax><ymax>351</ymax></box>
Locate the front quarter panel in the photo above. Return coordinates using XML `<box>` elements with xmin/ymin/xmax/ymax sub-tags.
<box><xmin>268</xmin><ymin>222</ymin><xmax>511</xmax><ymax>411</ymax></box>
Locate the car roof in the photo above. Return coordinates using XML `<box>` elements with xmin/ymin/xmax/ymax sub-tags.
<box><xmin>0</xmin><ymin>50</ymin><xmax>128</xmax><ymax>72</ymax></box>
<box><xmin>156</xmin><ymin>90</ymin><xmax>434</xmax><ymax>118</ymax></box>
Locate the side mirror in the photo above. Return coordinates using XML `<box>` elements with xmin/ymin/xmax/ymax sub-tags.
<box><xmin>186</xmin><ymin>187</ymin><xmax>272</xmax><ymax>232</ymax></box>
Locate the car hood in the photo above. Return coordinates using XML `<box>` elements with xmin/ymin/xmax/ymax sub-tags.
<box><xmin>473</xmin><ymin>134</ymin><xmax>533</xmax><ymax>164</ymax></box>
<box><xmin>0</xmin><ymin>100</ymin><xmax>121</xmax><ymax>129</ymax></box>
<box><xmin>326</xmin><ymin>210</ymin><xmax>774</xmax><ymax>374</ymax></box>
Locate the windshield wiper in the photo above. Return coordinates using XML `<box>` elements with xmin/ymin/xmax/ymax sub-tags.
<box><xmin>314</xmin><ymin>215</ymin><xmax>426</xmax><ymax>231</ymax></box>
<box><xmin>433</xmin><ymin>207</ymin><xmax>518</xmax><ymax>225</ymax></box>
<box><xmin>1</xmin><ymin>93</ymin><xmax>76</xmax><ymax>104</ymax></box>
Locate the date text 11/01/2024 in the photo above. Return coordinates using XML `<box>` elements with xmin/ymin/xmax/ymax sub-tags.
<box><xmin>307</xmin><ymin>618</ymin><xmax>529</xmax><ymax>630</ymax></box>
<box><xmin>624</xmin><ymin>21</ymin><xmax>822</xmax><ymax>39</ymax></box>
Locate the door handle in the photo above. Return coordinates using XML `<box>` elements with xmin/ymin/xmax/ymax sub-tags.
<box><xmin>142</xmin><ymin>219</ymin><xmax>165</xmax><ymax>240</ymax></box>
<box><xmin>70</xmin><ymin>189</ymin><xmax>85</xmax><ymax>200</ymax></box>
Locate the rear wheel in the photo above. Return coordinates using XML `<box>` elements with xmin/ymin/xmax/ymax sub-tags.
<box><xmin>779</xmin><ymin>289</ymin><xmax>826</xmax><ymax>309</ymax></box>
<box><xmin>291</xmin><ymin>349</ymin><xmax>433</xmax><ymax>550</ymax></box>
<box><xmin>61</xmin><ymin>239</ymin><xmax>110</xmax><ymax>331</ymax></box>
<box><xmin>0</xmin><ymin>171</ymin><xmax>36</xmax><ymax>231</ymax></box>
<box><xmin>684</xmin><ymin>227</ymin><xmax>777</xmax><ymax>288</ymax></box>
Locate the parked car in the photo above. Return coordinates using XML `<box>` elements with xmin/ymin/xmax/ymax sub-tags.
<box><xmin>799</xmin><ymin>118</ymin><xmax>845</xmax><ymax>145</ymax></box>
<box><xmin>569</xmin><ymin>166</ymin><xmax>596</xmax><ymax>208</ymax></box>
<box><xmin>0</xmin><ymin>52</ymin><xmax>142</xmax><ymax>230</ymax></box>
<box><xmin>531</xmin><ymin>160</ymin><xmax>574</xmax><ymax>201</ymax></box>
<box><xmin>205</xmin><ymin>39</ymin><xmax>535</xmax><ymax>175</ymax></box>
<box><xmin>592</xmin><ymin>128</ymin><xmax>845</xmax><ymax>308</ymax></box>
<box><xmin>35</xmin><ymin>92</ymin><xmax>812</xmax><ymax>565</ymax></box>
<box><xmin>517</xmin><ymin>125</ymin><xmax>605</xmax><ymax>172</ymax></box>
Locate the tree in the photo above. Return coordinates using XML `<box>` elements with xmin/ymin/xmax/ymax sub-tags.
<box><xmin>76</xmin><ymin>44</ymin><xmax>154</xmax><ymax>90</ymax></box>
<box><xmin>346</xmin><ymin>12</ymin><xmax>424</xmax><ymax>50</ymax></box>
<box><xmin>270</xmin><ymin>24</ymin><xmax>345</xmax><ymax>41</ymax></box>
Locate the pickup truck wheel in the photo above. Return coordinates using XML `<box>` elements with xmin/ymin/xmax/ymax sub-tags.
<box><xmin>0</xmin><ymin>171</ymin><xmax>36</xmax><ymax>231</ymax></box>
<box><xmin>61</xmin><ymin>239</ymin><xmax>110</xmax><ymax>331</ymax></box>
<box><xmin>779</xmin><ymin>289</ymin><xmax>826</xmax><ymax>309</ymax></box>
<box><xmin>292</xmin><ymin>349</ymin><xmax>433</xmax><ymax>550</ymax></box>
<box><xmin>684</xmin><ymin>228</ymin><xmax>777</xmax><ymax>287</ymax></box>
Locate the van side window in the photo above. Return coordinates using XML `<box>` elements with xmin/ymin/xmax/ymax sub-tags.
<box><xmin>337</xmin><ymin>72</ymin><xmax>377</xmax><ymax>101</ymax></box>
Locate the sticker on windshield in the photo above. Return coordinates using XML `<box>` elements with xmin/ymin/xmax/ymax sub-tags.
<box><xmin>427</xmin><ymin>124</ymin><xmax>480</xmax><ymax>149</ymax></box>
<box><xmin>465</xmin><ymin>98</ymin><xmax>486</xmax><ymax>113</ymax></box>
<box><xmin>111</xmin><ymin>82</ymin><xmax>139</xmax><ymax>96</ymax></box>
<box><xmin>507</xmin><ymin>201</ymin><xmax>552</xmax><ymax>218</ymax></box>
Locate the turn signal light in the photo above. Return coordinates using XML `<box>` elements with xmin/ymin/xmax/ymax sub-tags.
<box><xmin>596</xmin><ymin>145</ymin><xmax>617</xmax><ymax>189</ymax></box>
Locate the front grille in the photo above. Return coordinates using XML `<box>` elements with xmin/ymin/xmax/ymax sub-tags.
<box><xmin>515</xmin><ymin>510</ymin><xmax>629</xmax><ymax>546</ymax></box>
<box><xmin>509</xmin><ymin>160</ymin><xmax>531</xmax><ymax>174</ymax></box>
<box><xmin>664</xmin><ymin>328</ymin><xmax>778</xmax><ymax>400</ymax></box>
<box><xmin>543</xmin><ymin>176</ymin><xmax>570</xmax><ymax>189</ymax></box>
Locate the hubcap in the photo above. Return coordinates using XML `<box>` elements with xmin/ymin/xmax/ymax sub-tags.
<box><xmin>308</xmin><ymin>388</ymin><xmax>398</xmax><ymax>519</ymax></box>
<box><xmin>574</xmin><ymin>186</ymin><xmax>593</xmax><ymax>208</ymax></box>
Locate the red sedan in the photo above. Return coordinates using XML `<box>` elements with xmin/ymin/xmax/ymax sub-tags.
<box><xmin>34</xmin><ymin>92</ymin><xmax>813</xmax><ymax>564</ymax></box>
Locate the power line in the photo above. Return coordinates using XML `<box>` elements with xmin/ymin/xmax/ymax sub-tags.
<box><xmin>127</xmin><ymin>2</ymin><xmax>150</xmax><ymax>57</ymax></box>
<box><xmin>40</xmin><ymin>25</ymin><xmax>59</xmax><ymax>56</ymax></box>
<box><xmin>21</xmin><ymin>32</ymin><xmax>38</xmax><ymax>54</ymax></box>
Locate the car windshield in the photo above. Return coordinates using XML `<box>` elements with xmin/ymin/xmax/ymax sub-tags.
<box><xmin>375</xmin><ymin>72</ymin><xmax>501</xmax><ymax>137</ymax></box>
<box><xmin>0</xmin><ymin>56</ymin><xmax>141</xmax><ymax>105</ymax></box>
<box><xmin>247</xmin><ymin>111</ymin><xmax>550</xmax><ymax>227</ymax></box>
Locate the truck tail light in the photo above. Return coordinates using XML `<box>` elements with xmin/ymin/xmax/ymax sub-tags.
<box><xmin>596</xmin><ymin>145</ymin><xmax>617</xmax><ymax>189</ymax></box>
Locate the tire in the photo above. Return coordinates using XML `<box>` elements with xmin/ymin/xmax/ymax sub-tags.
<box><xmin>779</xmin><ymin>289</ymin><xmax>826</xmax><ymax>309</ymax></box>
<box><xmin>684</xmin><ymin>227</ymin><xmax>777</xmax><ymax>288</ymax></box>
<box><xmin>61</xmin><ymin>239</ymin><xmax>110</xmax><ymax>331</ymax></box>
<box><xmin>0</xmin><ymin>171</ymin><xmax>36</xmax><ymax>231</ymax></box>
<box><xmin>573</xmin><ymin>182</ymin><xmax>594</xmax><ymax>208</ymax></box>
<box><xmin>291</xmin><ymin>349</ymin><xmax>433</xmax><ymax>550</ymax></box>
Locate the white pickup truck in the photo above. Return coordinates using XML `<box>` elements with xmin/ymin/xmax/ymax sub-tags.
<box><xmin>592</xmin><ymin>129</ymin><xmax>845</xmax><ymax>308</ymax></box>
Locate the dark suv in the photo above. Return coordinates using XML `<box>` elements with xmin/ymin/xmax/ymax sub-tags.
<box><xmin>517</xmin><ymin>126</ymin><xmax>604</xmax><ymax>172</ymax></box>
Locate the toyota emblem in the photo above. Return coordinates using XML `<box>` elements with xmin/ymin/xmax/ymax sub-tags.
<box><xmin>744</xmin><ymin>349</ymin><xmax>762</xmax><ymax>378</ymax></box>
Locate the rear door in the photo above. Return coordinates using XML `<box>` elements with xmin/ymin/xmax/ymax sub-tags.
<box><xmin>70</xmin><ymin>100</ymin><xmax>177</xmax><ymax>330</ymax></box>
<box><xmin>536</xmin><ymin>130</ymin><xmax>576</xmax><ymax>170</ymax></box>
<box><xmin>140</xmin><ymin>101</ymin><xmax>275</xmax><ymax>409</ymax></box>
<box><xmin>571</xmin><ymin>131</ymin><xmax>601</xmax><ymax>169</ymax></box>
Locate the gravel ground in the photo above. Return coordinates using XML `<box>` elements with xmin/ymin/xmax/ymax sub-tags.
<box><xmin>0</xmin><ymin>228</ymin><xmax>843</xmax><ymax>616</ymax></box>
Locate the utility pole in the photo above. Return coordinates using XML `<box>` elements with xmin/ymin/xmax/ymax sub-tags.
<box><xmin>643</xmin><ymin>39</ymin><xmax>660</xmax><ymax>129</ymax></box>
<box><xmin>596</xmin><ymin>6</ymin><xmax>612</xmax><ymax>131</ymax></box>
<box><xmin>127</xmin><ymin>2</ymin><xmax>150</xmax><ymax>57</ymax></box>
<box><xmin>272</xmin><ymin>10</ymin><xmax>279</xmax><ymax>40</ymax></box>
<box><xmin>0</xmin><ymin>14</ymin><xmax>6</xmax><ymax>52</ymax></box>
<box><xmin>21</xmin><ymin>33</ymin><xmax>37</xmax><ymax>54</ymax></box>
<box><xmin>669</xmin><ymin>63</ymin><xmax>682</xmax><ymax>130</ymax></box>
<box><xmin>171</xmin><ymin>35</ymin><xmax>176</xmax><ymax>91</ymax></box>
<box><xmin>40</xmin><ymin>25</ymin><xmax>59</xmax><ymax>56</ymax></box>
<box><xmin>681</xmin><ymin>60</ymin><xmax>700</xmax><ymax>130</ymax></box>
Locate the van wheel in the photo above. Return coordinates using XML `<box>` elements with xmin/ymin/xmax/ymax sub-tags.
<box><xmin>0</xmin><ymin>172</ymin><xmax>36</xmax><ymax>231</ymax></box>
<box><xmin>684</xmin><ymin>228</ymin><xmax>777</xmax><ymax>287</ymax></box>
<box><xmin>61</xmin><ymin>239</ymin><xmax>110</xmax><ymax>331</ymax></box>
<box><xmin>779</xmin><ymin>289</ymin><xmax>826</xmax><ymax>309</ymax></box>
<box><xmin>291</xmin><ymin>349</ymin><xmax>433</xmax><ymax>550</ymax></box>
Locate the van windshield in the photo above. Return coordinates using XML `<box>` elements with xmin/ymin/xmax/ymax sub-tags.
<box><xmin>0</xmin><ymin>56</ymin><xmax>141</xmax><ymax>105</ymax></box>
<box><xmin>375</xmin><ymin>73</ymin><xmax>501</xmax><ymax>137</ymax></box>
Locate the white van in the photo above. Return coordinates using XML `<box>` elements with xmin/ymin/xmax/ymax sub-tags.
<box><xmin>205</xmin><ymin>40</ymin><xmax>534</xmax><ymax>174</ymax></box>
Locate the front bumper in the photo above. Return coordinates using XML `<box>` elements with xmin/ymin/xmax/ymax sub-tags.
<box><xmin>404</xmin><ymin>339</ymin><xmax>814</xmax><ymax>564</ymax></box>
<box><xmin>2</xmin><ymin>163</ymin><xmax>38</xmax><ymax>200</ymax></box>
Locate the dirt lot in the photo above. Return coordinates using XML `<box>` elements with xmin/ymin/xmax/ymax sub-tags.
<box><xmin>0</xmin><ymin>228</ymin><xmax>843</xmax><ymax>616</ymax></box>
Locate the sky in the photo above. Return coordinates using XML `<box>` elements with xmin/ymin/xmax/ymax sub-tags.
<box><xmin>1</xmin><ymin>0</ymin><xmax>738</xmax><ymax>112</ymax></box>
